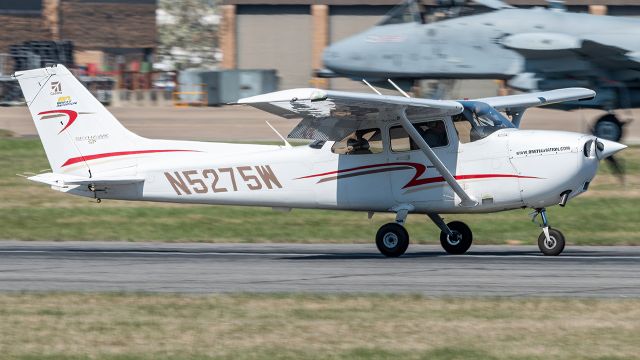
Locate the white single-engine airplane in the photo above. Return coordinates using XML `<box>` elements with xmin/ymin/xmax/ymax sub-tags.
<box><xmin>16</xmin><ymin>65</ymin><xmax>626</xmax><ymax>256</ymax></box>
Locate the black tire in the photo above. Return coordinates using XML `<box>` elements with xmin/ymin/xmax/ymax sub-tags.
<box><xmin>537</xmin><ymin>228</ymin><xmax>565</xmax><ymax>256</ymax></box>
<box><xmin>439</xmin><ymin>221</ymin><xmax>472</xmax><ymax>255</ymax></box>
<box><xmin>376</xmin><ymin>223</ymin><xmax>409</xmax><ymax>257</ymax></box>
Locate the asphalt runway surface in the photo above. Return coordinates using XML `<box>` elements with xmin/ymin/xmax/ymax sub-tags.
<box><xmin>1</xmin><ymin>242</ymin><xmax>638</xmax><ymax>297</ymax></box>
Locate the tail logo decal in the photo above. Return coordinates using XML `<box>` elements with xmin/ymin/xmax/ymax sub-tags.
<box><xmin>50</xmin><ymin>81</ymin><xmax>62</xmax><ymax>95</ymax></box>
<box><xmin>38</xmin><ymin>110</ymin><xmax>80</xmax><ymax>134</ymax></box>
<box><xmin>56</xmin><ymin>96</ymin><xmax>77</xmax><ymax>107</ymax></box>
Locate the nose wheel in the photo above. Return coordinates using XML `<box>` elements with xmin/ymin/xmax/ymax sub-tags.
<box><xmin>532</xmin><ymin>208</ymin><xmax>566</xmax><ymax>256</ymax></box>
<box><xmin>538</xmin><ymin>227</ymin><xmax>565</xmax><ymax>256</ymax></box>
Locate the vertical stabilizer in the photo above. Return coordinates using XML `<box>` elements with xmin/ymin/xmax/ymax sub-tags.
<box><xmin>14</xmin><ymin>64</ymin><xmax>138</xmax><ymax>177</ymax></box>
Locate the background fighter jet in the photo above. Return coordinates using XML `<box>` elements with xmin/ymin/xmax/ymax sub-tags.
<box><xmin>319</xmin><ymin>0</ymin><xmax>640</xmax><ymax>143</ymax></box>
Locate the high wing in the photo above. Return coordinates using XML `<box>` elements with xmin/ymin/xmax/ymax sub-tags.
<box><xmin>471</xmin><ymin>88</ymin><xmax>596</xmax><ymax>112</ymax></box>
<box><xmin>471</xmin><ymin>87</ymin><xmax>595</xmax><ymax>127</ymax></box>
<box><xmin>237</xmin><ymin>88</ymin><xmax>463</xmax><ymax>141</ymax></box>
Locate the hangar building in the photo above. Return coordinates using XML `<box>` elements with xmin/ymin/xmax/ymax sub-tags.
<box><xmin>0</xmin><ymin>0</ymin><xmax>156</xmax><ymax>72</ymax></box>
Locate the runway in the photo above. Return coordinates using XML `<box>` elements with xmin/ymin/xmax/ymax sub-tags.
<box><xmin>1</xmin><ymin>242</ymin><xmax>639</xmax><ymax>297</ymax></box>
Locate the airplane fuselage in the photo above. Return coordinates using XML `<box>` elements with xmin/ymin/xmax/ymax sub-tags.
<box><xmin>63</xmin><ymin>125</ymin><xmax>599</xmax><ymax>215</ymax></box>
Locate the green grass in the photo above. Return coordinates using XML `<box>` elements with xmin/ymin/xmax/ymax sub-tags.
<box><xmin>1</xmin><ymin>138</ymin><xmax>639</xmax><ymax>245</ymax></box>
<box><xmin>0</xmin><ymin>293</ymin><xmax>638</xmax><ymax>360</ymax></box>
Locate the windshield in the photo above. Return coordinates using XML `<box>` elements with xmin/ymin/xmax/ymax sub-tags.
<box><xmin>454</xmin><ymin>101</ymin><xmax>514</xmax><ymax>142</ymax></box>
<box><xmin>377</xmin><ymin>0</ymin><xmax>495</xmax><ymax>26</ymax></box>
<box><xmin>378</xmin><ymin>0</ymin><xmax>425</xmax><ymax>25</ymax></box>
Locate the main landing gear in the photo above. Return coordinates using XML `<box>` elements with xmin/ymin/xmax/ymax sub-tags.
<box><xmin>532</xmin><ymin>208</ymin><xmax>565</xmax><ymax>256</ymax></box>
<box><xmin>375</xmin><ymin>209</ymin><xmax>473</xmax><ymax>257</ymax></box>
<box><xmin>376</xmin><ymin>206</ymin><xmax>411</xmax><ymax>257</ymax></box>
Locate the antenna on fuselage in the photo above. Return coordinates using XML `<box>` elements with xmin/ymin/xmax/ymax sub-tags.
<box><xmin>362</xmin><ymin>79</ymin><xmax>382</xmax><ymax>95</ymax></box>
<box><xmin>265</xmin><ymin>120</ymin><xmax>292</xmax><ymax>148</ymax></box>
<box><xmin>387</xmin><ymin>79</ymin><xmax>411</xmax><ymax>98</ymax></box>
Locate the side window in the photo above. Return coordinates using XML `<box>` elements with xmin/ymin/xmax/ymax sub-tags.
<box><xmin>331</xmin><ymin>128</ymin><xmax>384</xmax><ymax>155</ymax></box>
<box><xmin>453</xmin><ymin>114</ymin><xmax>472</xmax><ymax>144</ymax></box>
<box><xmin>389</xmin><ymin>125</ymin><xmax>413</xmax><ymax>152</ymax></box>
<box><xmin>389</xmin><ymin>120</ymin><xmax>448</xmax><ymax>152</ymax></box>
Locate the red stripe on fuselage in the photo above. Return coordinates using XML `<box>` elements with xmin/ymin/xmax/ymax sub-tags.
<box><xmin>405</xmin><ymin>173</ymin><xmax>538</xmax><ymax>189</ymax></box>
<box><xmin>297</xmin><ymin>162</ymin><xmax>539</xmax><ymax>189</ymax></box>
<box><xmin>61</xmin><ymin>149</ymin><xmax>198</xmax><ymax>167</ymax></box>
<box><xmin>296</xmin><ymin>162</ymin><xmax>422</xmax><ymax>180</ymax></box>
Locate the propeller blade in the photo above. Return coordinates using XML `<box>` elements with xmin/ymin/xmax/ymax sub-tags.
<box><xmin>605</xmin><ymin>155</ymin><xmax>625</xmax><ymax>183</ymax></box>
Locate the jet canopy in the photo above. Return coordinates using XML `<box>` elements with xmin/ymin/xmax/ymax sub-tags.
<box><xmin>377</xmin><ymin>0</ymin><xmax>425</xmax><ymax>25</ymax></box>
<box><xmin>377</xmin><ymin>0</ymin><xmax>503</xmax><ymax>26</ymax></box>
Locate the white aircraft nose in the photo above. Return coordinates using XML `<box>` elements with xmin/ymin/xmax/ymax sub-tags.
<box><xmin>597</xmin><ymin>138</ymin><xmax>627</xmax><ymax>159</ymax></box>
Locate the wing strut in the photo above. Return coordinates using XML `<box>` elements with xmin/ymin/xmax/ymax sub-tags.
<box><xmin>396</xmin><ymin>108</ymin><xmax>478</xmax><ymax>207</ymax></box>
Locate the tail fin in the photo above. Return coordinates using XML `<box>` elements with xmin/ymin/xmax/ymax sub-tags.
<box><xmin>14</xmin><ymin>64</ymin><xmax>139</xmax><ymax>177</ymax></box>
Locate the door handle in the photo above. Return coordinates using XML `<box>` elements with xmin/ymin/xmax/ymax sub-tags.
<box><xmin>395</xmin><ymin>155</ymin><xmax>410</xmax><ymax>160</ymax></box>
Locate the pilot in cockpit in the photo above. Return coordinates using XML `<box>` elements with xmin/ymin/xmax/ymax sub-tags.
<box><xmin>417</xmin><ymin>121</ymin><xmax>448</xmax><ymax>147</ymax></box>
<box><xmin>347</xmin><ymin>130</ymin><xmax>373</xmax><ymax>155</ymax></box>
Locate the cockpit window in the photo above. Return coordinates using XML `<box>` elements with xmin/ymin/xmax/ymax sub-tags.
<box><xmin>332</xmin><ymin>128</ymin><xmax>384</xmax><ymax>155</ymax></box>
<box><xmin>389</xmin><ymin>120</ymin><xmax>448</xmax><ymax>152</ymax></box>
<box><xmin>378</xmin><ymin>0</ymin><xmax>425</xmax><ymax>26</ymax></box>
<box><xmin>377</xmin><ymin>0</ymin><xmax>495</xmax><ymax>27</ymax></box>
<box><xmin>453</xmin><ymin>101</ymin><xmax>515</xmax><ymax>143</ymax></box>
<box><xmin>427</xmin><ymin>5</ymin><xmax>492</xmax><ymax>22</ymax></box>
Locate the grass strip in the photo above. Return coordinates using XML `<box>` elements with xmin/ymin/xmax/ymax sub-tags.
<box><xmin>0</xmin><ymin>293</ymin><xmax>638</xmax><ymax>360</ymax></box>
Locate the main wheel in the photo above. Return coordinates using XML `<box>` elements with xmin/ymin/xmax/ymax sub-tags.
<box><xmin>440</xmin><ymin>221</ymin><xmax>472</xmax><ymax>255</ymax></box>
<box><xmin>538</xmin><ymin>228</ymin><xmax>565</xmax><ymax>256</ymax></box>
<box><xmin>376</xmin><ymin>223</ymin><xmax>409</xmax><ymax>257</ymax></box>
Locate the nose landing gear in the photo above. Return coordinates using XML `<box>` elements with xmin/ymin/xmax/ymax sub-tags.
<box><xmin>532</xmin><ymin>208</ymin><xmax>565</xmax><ymax>256</ymax></box>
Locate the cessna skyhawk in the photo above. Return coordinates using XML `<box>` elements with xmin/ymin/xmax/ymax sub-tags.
<box><xmin>16</xmin><ymin>65</ymin><xmax>626</xmax><ymax>256</ymax></box>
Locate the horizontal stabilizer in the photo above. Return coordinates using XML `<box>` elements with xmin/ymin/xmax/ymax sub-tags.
<box><xmin>27</xmin><ymin>172</ymin><xmax>144</xmax><ymax>187</ymax></box>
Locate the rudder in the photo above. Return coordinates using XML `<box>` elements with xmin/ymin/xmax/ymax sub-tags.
<box><xmin>14</xmin><ymin>64</ymin><xmax>139</xmax><ymax>177</ymax></box>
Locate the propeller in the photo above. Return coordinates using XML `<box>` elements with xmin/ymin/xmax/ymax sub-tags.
<box><xmin>591</xmin><ymin>115</ymin><xmax>627</xmax><ymax>182</ymax></box>
<box><xmin>585</xmin><ymin>138</ymin><xmax>627</xmax><ymax>182</ymax></box>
